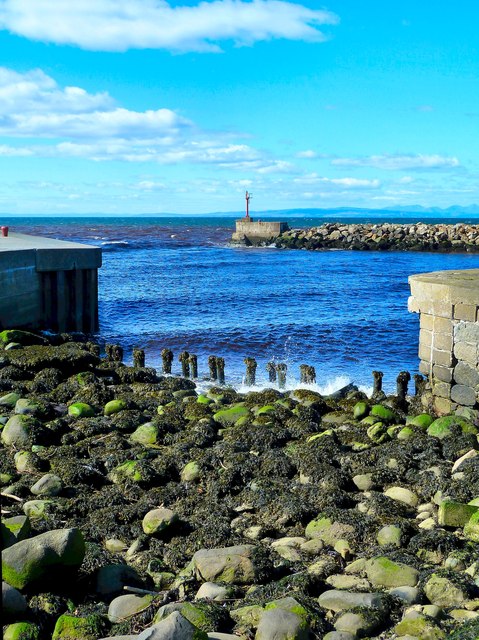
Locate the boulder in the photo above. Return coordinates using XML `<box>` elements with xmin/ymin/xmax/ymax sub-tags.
<box><xmin>3</xmin><ymin>622</ymin><xmax>40</xmax><ymax>640</ymax></box>
<box><xmin>52</xmin><ymin>614</ymin><xmax>104</xmax><ymax>640</ymax></box>
<box><xmin>30</xmin><ymin>474</ymin><xmax>62</xmax><ymax>497</ymax></box>
<box><xmin>136</xmin><ymin>612</ymin><xmax>207</xmax><ymax>640</ymax></box>
<box><xmin>255</xmin><ymin>608</ymin><xmax>309</xmax><ymax>640</ymax></box>
<box><xmin>192</xmin><ymin>545</ymin><xmax>258</xmax><ymax>584</ymax></box>
<box><xmin>3</xmin><ymin>580</ymin><xmax>27</xmax><ymax>619</ymax></box>
<box><xmin>318</xmin><ymin>590</ymin><xmax>386</xmax><ymax>612</ymax></box>
<box><xmin>142</xmin><ymin>507</ymin><xmax>178</xmax><ymax>535</ymax></box>
<box><xmin>2</xmin><ymin>528</ymin><xmax>85</xmax><ymax>589</ymax></box>
<box><xmin>365</xmin><ymin>557</ymin><xmax>419</xmax><ymax>588</ymax></box>
<box><xmin>108</xmin><ymin>594</ymin><xmax>154</xmax><ymax>623</ymax></box>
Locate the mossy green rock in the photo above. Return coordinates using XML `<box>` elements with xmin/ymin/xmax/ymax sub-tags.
<box><xmin>427</xmin><ymin>415</ymin><xmax>477</xmax><ymax>438</ymax></box>
<box><xmin>367</xmin><ymin>422</ymin><xmax>389</xmax><ymax>443</ymax></box>
<box><xmin>2</xmin><ymin>527</ymin><xmax>85</xmax><ymax>589</ymax></box>
<box><xmin>0</xmin><ymin>330</ymin><xmax>45</xmax><ymax>346</ymax></box>
<box><xmin>464</xmin><ymin>510</ymin><xmax>479</xmax><ymax>542</ymax></box>
<box><xmin>353</xmin><ymin>401</ymin><xmax>369</xmax><ymax>419</ymax></box>
<box><xmin>130</xmin><ymin>422</ymin><xmax>159</xmax><ymax>446</ymax></box>
<box><xmin>197</xmin><ymin>394</ymin><xmax>213</xmax><ymax>405</ymax></box>
<box><xmin>305</xmin><ymin>516</ymin><xmax>355</xmax><ymax>546</ymax></box>
<box><xmin>23</xmin><ymin>500</ymin><xmax>51</xmax><ymax>520</ymax></box>
<box><xmin>255</xmin><ymin>404</ymin><xmax>276</xmax><ymax>415</ymax></box>
<box><xmin>1</xmin><ymin>415</ymin><xmax>43</xmax><ymax>448</ymax></box>
<box><xmin>52</xmin><ymin>614</ymin><xmax>104</xmax><ymax>640</ymax></box>
<box><xmin>181</xmin><ymin>461</ymin><xmax>201</xmax><ymax>482</ymax></box>
<box><xmin>407</xmin><ymin>413</ymin><xmax>434</xmax><ymax>429</ymax></box>
<box><xmin>365</xmin><ymin>556</ymin><xmax>419</xmax><ymax>587</ymax></box>
<box><xmin>370</xmin><ymin>404</ymin><xmax>396</xmax><ymax>423</ymax></box>
<box><xmin>213</xmin><ymin>404</ymin><xmax>249</xmax><ymax>426</ymax></box>
<box><xmin>395</xmin><ymin>614</ymin><xmax>445</xmax><ymax>639</ymax></box>
<box><xmin>104</xmin><ymin>399</ymin><xmax>127</xmax><ymax>416</ymax></box>
<box><xmin>143</xmin><ymin>612</ymin><xmax>208</xmax><ymax>639</ymax></box>
<box><xmin>397</xmin><ymin>426</ymin><xmax>414</xmax><ymax>440</ymax></box>
<box><xmin>425</xmin><ymin>573</ymin><xmax>472</xmax><ymax>607</ymax></box>
<box><xmin>438</xmin><ymin>500</ymin><xmax>479</xmax><ymax>527</ymax></box>
<box><xmin>68</xmin><ymin>402</ymin><xmax>95</xmax><ymax>418</ymax></box>
<box><xmin>230</xmin><ymin>604</ymin><xmax>265</xmax><ymax>627</ymax></box>
<box><xmin>142</xmin><ymin>507</ymin><xmax>178</xmax><ymax>535</ymax></box>
<box><xmin>3</xmin><ymin>622</ymin><xmax>40</xmax><ymax>640</ymax></box>
<box><xmin>0</xmin><ymin>392</ymin><xmax>21</xmax><ymax>408</ymax></box>
<box><xmin>109</xmin><ymin>460</ymin><xmax>144</xmax><ymax>484</ymax></box>
<box><xmin>154</xmin><ymin>601</ymin><xmax>221</xmax><ymax>632</ymax></box>
<box><xmin>2</xmin><ymin>515</ymin><xmax>31</xmax><ymax>547</ymax></box>
<box><xmin>265</xmin><ymin>596</ymin><xmax>308</xmax><ymax>618</ymax></box>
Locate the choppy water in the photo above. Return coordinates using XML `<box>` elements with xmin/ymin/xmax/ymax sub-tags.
<box><xmin>5</xmin><ymin>214</ymin><xmax>479</xmax><ymax>393</ymax></box>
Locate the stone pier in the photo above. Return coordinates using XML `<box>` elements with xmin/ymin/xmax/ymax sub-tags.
<box><xmin>0</xmin><ymin>232</ymin><xmax>102</xmax><ymax>333</ymax></box>
<box><xmin>231</xmin><ymin>218</ymin><xmax>289</xmax><ymax>246</ymax></box>
<box><xmin>409</xmin><ymin>269</ymin><xmax>479</xmax><ymax>414</ymax></box>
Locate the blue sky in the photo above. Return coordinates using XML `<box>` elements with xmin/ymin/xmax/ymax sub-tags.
<box><xmin>1</xmin><ymin>0</ymin><xmax>478</xmax><ymax>214</ymax></box>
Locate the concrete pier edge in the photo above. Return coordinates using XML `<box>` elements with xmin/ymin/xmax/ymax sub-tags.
<box><xmin>0</xmin><ymin>232</ymin><xmax>102</xmax><ymax>333</ymax></box>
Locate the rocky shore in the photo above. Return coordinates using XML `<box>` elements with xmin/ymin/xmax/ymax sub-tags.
<box><xmin>274</xmin><ymin>223</ymin><xmax>479</xmax><ymax>252</ymax></box>
<box><xmin>1</xmin><ymin>330</ymin><xmax>479</xmax><ymax>640</ymax></box>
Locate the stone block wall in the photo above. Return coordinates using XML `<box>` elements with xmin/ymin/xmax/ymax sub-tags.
<box><xmin>409</xmin><ymin>269</ymin><xmax>479</xmax><ymax>414</ymax></box>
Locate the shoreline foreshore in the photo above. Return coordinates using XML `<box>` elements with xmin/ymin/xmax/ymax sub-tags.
<box><xmin>273</xmin><ymin>222</ymin><xmax>479</xmax><ymax>252</ymax></box>
<box><xmin>2</xmin><ymin>329</ymin><xmax>479</xmax><ymax>640</ymax></box>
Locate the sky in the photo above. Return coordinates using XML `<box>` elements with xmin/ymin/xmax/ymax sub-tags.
<box><xmin>1</xmin><ymin>0</ymin><xmax>479</xmax><ymax>215</ymax></box>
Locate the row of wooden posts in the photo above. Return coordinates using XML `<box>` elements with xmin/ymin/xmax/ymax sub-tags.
<box><xmin>101</xmin><ymin>343</ymin><xmax>425</xmax><ymax>399</ymax></box>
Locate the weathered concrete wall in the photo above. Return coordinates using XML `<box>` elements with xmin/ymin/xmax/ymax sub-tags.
<box><xmin>0</xmin><ymin>233</ymin><xmax>102</xmax><ymax>333</ymax></box>
<box><xmin>232</xmin><ymin>218</ymin><xmax>289</xmax><ymax>245</ymax></box>
<box><xmin>409</xmin><ymin>269</ymin><xmax>479</xmax><ymax>414</ymax></box>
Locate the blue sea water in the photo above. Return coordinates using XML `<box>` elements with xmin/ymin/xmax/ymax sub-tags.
<box><xmin>5</xmin><ymin>214</ymin><xmax>479</xmax><ymax>393</ymax></box>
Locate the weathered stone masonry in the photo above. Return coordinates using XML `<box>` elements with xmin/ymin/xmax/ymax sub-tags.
<box><xmin>409</xmin><ymin>269</ymin><xmax>479</xmax><ymax>414</ymax></box>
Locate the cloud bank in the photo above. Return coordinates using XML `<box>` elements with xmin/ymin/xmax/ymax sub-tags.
<box><xmin>0</xmin><ymin>0</ymin><xmax>339</xmax><ymax>52</ymax></box>
<box><xmin>332</xmin><ymin>154</ymin><xmax>460</xmax><ymax>171</ymax></box>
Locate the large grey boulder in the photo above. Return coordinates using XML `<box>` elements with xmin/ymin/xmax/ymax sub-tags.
<box><xmin>1</xmin><ymin>414</ymin><xmax>45</xmax><ymax>448</ymax></box>
<box><xmin>255</xmin><ymin>609</ymin><xmax>309</xmax><ymax>640</ymax></box>
<box><xmin>318</xmin><ymin>590</ymin><xmax>387</xmax><ymax>612</ymax></box>
<box><xmin>192</xmin><ymin>545</ymin><xmax>257</xmax><ymax>584</ymax></box>
<box><xmin>2</xmin><ymin>528</ymin><xmax>85</xmax><ymax>589</ymax></box>
<box><xmin>96</xmin><ymin>563</ymin><xmax>144</xmax><ymax>599</ymax></box>
<box><xmin>30</xmin><ymin>473</ymin><xmax>62</xmax><ymax>497</ymax></box>
<box><xmin>108</xmin><ymin>593</ymin><xmax>154</xmax><ymax>623</ymax></box>
<box><xmin>137</xmin><ymin>611</ymin><xmax>208</xmax><ymax>639</ymax></box>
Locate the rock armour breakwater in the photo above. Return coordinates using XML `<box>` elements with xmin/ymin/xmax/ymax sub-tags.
<box><xmin>275</xmin><ymin>222</ymin><xmax>479</xmax><ymax>252</ymax></box>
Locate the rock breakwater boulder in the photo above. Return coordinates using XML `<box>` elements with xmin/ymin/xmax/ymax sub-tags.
<box><xmin>275</xmin><ymin>222</ymin><xmax>479</xmax><ymax>252</ymax></box>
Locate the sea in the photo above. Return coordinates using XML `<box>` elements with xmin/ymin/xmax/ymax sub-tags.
<box><xmin>5</xmin><ymin>213</ymin><xmax>479</xmax><ymax>395</ymax></box>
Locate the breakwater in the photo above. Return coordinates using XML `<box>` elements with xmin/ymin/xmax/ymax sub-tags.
<box><xmin>275</xmin><ymin>222</ymin><xmax>479</xmax><ymax>251</ymax></box>
<box><xmin>1</xmin><ymin>329</ymin><xmax>479</xmax><ymax>639</ymax></box>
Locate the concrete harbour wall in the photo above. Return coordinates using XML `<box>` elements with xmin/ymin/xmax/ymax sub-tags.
<box><xmin>232</xmin><ymin>218</ymin><xmax>289</xmax><ymax>245</ymax></box>
<box><xmin>0</xmin><ymin>232</ymin><xmax>102</xmax><ymax>333</ymax></box>
<box><xmin>409</xmin><ymin>269</ymin><xmax>479</xmax><ymax>414</ymax></box>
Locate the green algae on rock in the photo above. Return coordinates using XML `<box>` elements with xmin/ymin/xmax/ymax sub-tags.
<box><xmin>2</xmin><ymin>528</ymin><xmax>85</xmax><ymax>589</ymax></box>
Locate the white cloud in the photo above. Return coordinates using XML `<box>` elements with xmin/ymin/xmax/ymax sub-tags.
<box><xmin>0</xmin><ymin>67</ymin><xmax>113</xmax><ymax>114</ymax></box>
<box><xmin>0</xmin><ymin>143</ymin><xmax>33</xmax><ymax>156</ymax></box>
<box><xmin>331</xmin><ymin>154</ymin><xmax>460</xmax><ymax>171</ymax></box>
<box><xmin>296</xmin><ymin>149</ymin><xmax>317</xmax><ymax>158</ymax></box>
<box><xmin>0</xmin><ymin>0</ymin><xmax>339</xmax><ymax>53</ymax></box>
<box><xmin>0</xmin><ymin>66</ymin><xmax>295</xmax><ymax>172</ymax></box>
<box><xmin>294</xmin><ymin>173</ymin><xmax>380</xmax><ymax>189</ymax></box>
